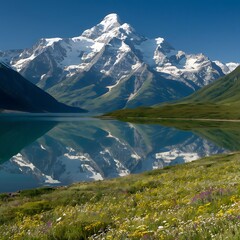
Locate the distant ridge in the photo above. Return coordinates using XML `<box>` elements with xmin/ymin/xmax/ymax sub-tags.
<box><xmin>105</xmin><ymin>66</ymin><xmax>240</xmax><ymax>120</ymax></box>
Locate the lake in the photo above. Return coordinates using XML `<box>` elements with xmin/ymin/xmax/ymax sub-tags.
<box><xmin>0</xmin><ymin>114</ymin><xmax>234</xmax><ymax>193</ymax></box>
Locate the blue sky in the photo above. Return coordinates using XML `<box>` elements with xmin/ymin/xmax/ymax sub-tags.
<box><xmin>1</xmin><ymin>0</ymin><xmax>239</xmax><ymax>62</ymax></box>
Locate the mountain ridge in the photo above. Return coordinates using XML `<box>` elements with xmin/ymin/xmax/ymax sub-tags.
<box><xmin>181</xmin><ymin>65</ymin><xmax>240</xmax><ymax>104</ymax></box>
<box><xmin>1</xmin><ymin>13</ymin><xmax>239</xmax><ymax>112</ymax></box>
<box><xmin>0</xmin><ymin>62</ymin><xmax>86</xmax><ymax>113</ymax></box>
<box><xmin>105</xmin><ymin>66</ymin><xmax>240</xmax><ymax>120</ymax></box>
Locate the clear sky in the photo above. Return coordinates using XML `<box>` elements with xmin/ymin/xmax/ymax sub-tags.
<box><xmin>1</xmin><ymin>0</ymin><xmax>239</xmax><ymax>62</ymax></box>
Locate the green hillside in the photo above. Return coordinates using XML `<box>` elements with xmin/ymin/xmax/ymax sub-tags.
<box><xmin>181</xmin><ymin>65</ymin><xmax>240</xmax><ymax>104</ymax></box>
<box><xmin>1</xmin><ymin>153</ymin><xmax>240</xmax><ymax>239</ymax></box>
<box><xmin>105</xmin><ymin>66</ymin><xmax>240</xmax><ymax>120</ymax></box>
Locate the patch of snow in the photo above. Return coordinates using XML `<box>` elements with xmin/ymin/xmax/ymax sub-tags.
<box><xmin>10</xmin><ymin>154</ymin><xmax>60</xmax><ymax>184</ymax></box>
<box><xmin>135</xmin><ymin>39</ymin><xmax>159</xmax><ymax>66</ymax></box>
<box><xmin>45</xmin><ymin>38</ymin><xmax>62</xmax><ymax>47</ymax></box>
<box><xmin>131</xmin><ymin>62</ymin><xmax>141</xmax><ymax>70</ymax></box>
<box><xmin>226</xmin><ymin>62</ymin><xmax>239</xmax><ymax>73</ymax></box>
<box><xmin>105</xmin><ymin>76</ymin><xmax>124</xmax><ymax>92</ymax></box>
<box><xmin>40</xmin><ymin>74</ymin><xmax>46</xmax><ymax>80</ymax></box>
<box><xmin>214</xmin><ymin>61</ymin><xmax>239</xmax><ymax>74</ymax></box>
<box><xmin>13</xmin><ymin>54</ymin><xmax>36</xmax><ymax>71</ymax></box>
<box><xmin>113</xmin><ymin>158</ymin><xmax>130</xmax><ymax>176</ymax></box>
<box><xmin>11</xmin><ymin>153</ymin><xmax>35</xmax><ymax>171</ymax></box>
<box><xmin>57</xmin><ymin>148</ymin><xmax>103</xmax><ymax>181</ymax></box>
<box><xmin>44</xmin><ymin>175</ymin><xmax>60</xmax><ymax>184</ymax></box>
<box><xmin>128</xmin><ymin>92</ymin><xmax>137</xmax><ymax>101</ymax></box>
<box><xmin>40</xmin><ymin>144</ymin><xmax>46</xmax><ymax>150</ymax></box>
<box><xmin>119</xmin><ymin>41</ymin><xmax>131</xmax><ymax>52</ymax></box>
<box><xmin>131</xmin><ymin>154</ymin><xmax>141</xmax><ymax>160</ymax></box>
<box><xmin>155</xmin><ymin>150</ymin><xmax>199</xmax><ymax>163</ymax></box>
<box><xmin>106</xmin><ymin>131</ymin><xmax>127</xmax><ymax>147</ymax></box>
<box><xmin>106</xmin><ymin>132</ymin><xmax>122</xmax><ymax>143</ymax></box>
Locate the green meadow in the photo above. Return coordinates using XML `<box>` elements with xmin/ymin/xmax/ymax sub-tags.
<box><xmin>104</xmin><ymin>103</ymin><xmax>240</xmax><ymax>120</ymax></box>
<box><xmin>1</xmin><ymin>152</ymin><xmax>240</xmax><ymax>239</ymax></box>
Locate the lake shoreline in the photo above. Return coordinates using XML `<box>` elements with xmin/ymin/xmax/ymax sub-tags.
<box><xmin>101</xmin><ymin>115</ymin><xmax>240</xmax><ymax>122</ymax></box>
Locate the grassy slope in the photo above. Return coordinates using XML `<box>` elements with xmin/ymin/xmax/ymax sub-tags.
<box><xmin>182</xmin><ymin>65</ymin><xmax>240</xmax><ymax>104</ymax></box>
<box><xmin>1</xmin><ymin>153</ymin><xmax>240</xmax><ymax>239</ymax></box>
<box><xmin>104</xmin><ymin>103</ymin><xmax>240</xmax><ymax>120</ymax></box>
<box><xmin>105</xmin><ymin>66</ymin><xmax>240</xmax><ymax>119</ymax></box>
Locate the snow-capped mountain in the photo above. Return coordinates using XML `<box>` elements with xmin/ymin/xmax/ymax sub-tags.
<box><xmin>1</xmin><ymin>13</ymin><xmax>239</xmax><ymax>111</ymax></box>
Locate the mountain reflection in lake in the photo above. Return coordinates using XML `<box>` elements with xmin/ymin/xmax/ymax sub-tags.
<box><xmin>0</xmin><ymin>117</ymin><xmax>227</xmax><ymax>193</ymax></box>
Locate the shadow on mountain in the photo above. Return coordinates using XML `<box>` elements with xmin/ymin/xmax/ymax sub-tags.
<box><xmin>0</xmin><ymin>120</ymin><xmax>57</xmax><ymax>163</ymax></box>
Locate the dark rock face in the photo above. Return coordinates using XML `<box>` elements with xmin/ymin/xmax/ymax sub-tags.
<box><xmin>0</xmin><ymin>63</ymin><xmax>86</xmax><ymax>113</ymax></box>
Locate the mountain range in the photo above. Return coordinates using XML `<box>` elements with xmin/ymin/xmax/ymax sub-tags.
<box><xmin>1</xmin><ymin>13</ymin><xmax>238</xmax><ymax>112</ymax></box>
<box><xmin>0</xmin><ymin>63</ymin><xmax>86</xmax><ymax>113</ymax></box>
<box><xmin>107</xmin><ymin>66</ymin><xmax>240</xmax><ymax>120</ymax></box>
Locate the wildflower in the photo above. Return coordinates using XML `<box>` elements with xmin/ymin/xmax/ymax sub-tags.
<box><xmin>158</xmin><ymin>226</ymin><xmax>164</xmax><ymax>230</ymax></box>
<box><xmin>136</xmin><ymin>225</ymin><xmax>147</xmax><ymax>230</ymax></box>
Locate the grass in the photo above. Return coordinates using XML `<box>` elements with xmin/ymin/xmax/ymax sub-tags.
<box><xmin>1</xmin><ymin>153</ymin><xmax>240</xmax><ymax>239</ymax></box>
<box><xmin>103</xmin><ymin>103</ymin><xmax>240</xmax><ymax>120</ymax></box>
<box><xmin>179</xmin><ymin>66</ymin><xmax>240</xmax><ymax>105</ymax></box>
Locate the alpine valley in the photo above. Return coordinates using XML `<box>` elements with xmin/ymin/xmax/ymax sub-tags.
<box><xmin>0</xmin><ymin>13</ymin><xmax>239</xmax><ymax>112</ymax></box>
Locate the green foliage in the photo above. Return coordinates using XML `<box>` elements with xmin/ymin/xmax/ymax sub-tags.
<box><xmin>1</xmin><ymin>153</ymin><xmax>240</xmax><ymax>239</ymax></box>
<box><xmin>18</xmin><ymin>200</ymin><xmax>52</xmax><ymax>215</ymax></box>
<box><xmin>182</xmin><ymin>66</ymin><xmax>240</xmax><ymax>105</ymax></box>
<box><xmin>104</xmin><ymin>103</ymin><xmax>240</xmax><ymax>120</ymax></box>
<box><xmin>0</xmin><ymin>193</ymin><xmax>9</xmax><ymax>202</ymax></box>
<box><xmin>19</xmin><ymin>187</ymin><xmax>55</xmax><ymax>198</ymax></box>
<box><xmin>48</xmin><ymin>220</ymin><xmax>110</xmax><ymax>240</ymax></box>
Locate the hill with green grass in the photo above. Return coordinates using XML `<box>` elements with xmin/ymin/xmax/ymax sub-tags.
<box><xmin>105</xmin><ymin>66</ymin><xmax>240</xmax><ymax>120</ymax></box>
<box><xmin>180</xmin><ymin>65</ymin><xmax>240</xmax><ymax>104</ymax></box>
<box><xmin>1</xmin><ymin>153</ymin><xmax>240</xmax><ymax>239</ymax></box>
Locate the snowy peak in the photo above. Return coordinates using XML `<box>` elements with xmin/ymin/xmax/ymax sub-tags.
<box><xmin>1</xmin><ymin>13</ymin><xmax>239</xmax><ymax>112</ymax></box>
<box><xmin>100</xmin><ymin>13</ymin><xmax>122</xmax><ymax>30</ymax></box>
<box><xmin>135</xmin><ymin>37</ymin><xmax>174</xmax><ymax>67</ymax></box>
<box><xmin>81</xmin><ymin>13</ymin><xmax>142</xmax><ymax>43</ymax></box>
<box><xmin>42</xmin><ymin>38</ymin><xmax>62</xmax><ymax>47</ymax></box>
<box><xmin>82</xmin><ymin>13</ymin><xmax>122</xmax><ymax>40</ymax></box>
